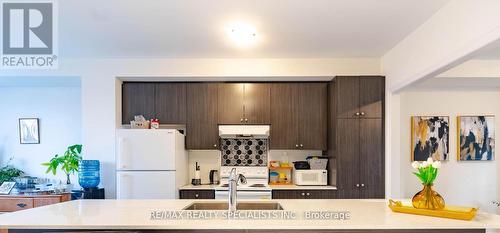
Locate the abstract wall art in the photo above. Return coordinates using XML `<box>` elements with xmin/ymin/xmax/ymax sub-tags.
<box><xmin>458</xmin><ymin>116</ymin><xmax>495</xmax><ymax>161</ymax></box>
<box><xmin>411</xmin><ymin>116</ymin><xmax>449</xmax><ymax>161</ymax></box>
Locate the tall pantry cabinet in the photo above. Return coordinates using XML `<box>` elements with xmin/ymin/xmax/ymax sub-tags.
<box><xmin>332</xmin><ymin>76</ymin><xmax>385</xmax><ymax>199</ymax></box>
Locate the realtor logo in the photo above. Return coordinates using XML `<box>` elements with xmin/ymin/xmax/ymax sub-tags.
<box><xmin>1</xmin><ymin>1</ymin><xmax>58</xmax><ymax>69</ymax></box>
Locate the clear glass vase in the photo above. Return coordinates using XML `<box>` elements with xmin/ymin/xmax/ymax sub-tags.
<box><xmin>412</xmin><ymin>184</ymin><xmax>445</xmax><ymax>210</ymax></box>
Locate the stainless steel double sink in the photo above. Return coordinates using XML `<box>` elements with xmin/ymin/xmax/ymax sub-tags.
<box><xmin>183</xmin><ymin>202</ymin><xmax>284</xmax><ymax>210</ymax></box>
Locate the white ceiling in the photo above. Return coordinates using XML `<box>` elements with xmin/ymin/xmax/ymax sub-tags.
<box><xmin>58</xmin><ymin>0</ymin><xmax>448</xmax><ymax>58</ymax></box>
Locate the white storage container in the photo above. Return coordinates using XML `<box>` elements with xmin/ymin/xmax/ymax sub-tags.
<box><xmin>307</xmin><ymin>156</ymin><xmax>328</xmax><ymax>170</ymax></box>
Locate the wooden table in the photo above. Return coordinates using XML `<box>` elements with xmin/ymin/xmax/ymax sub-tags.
<box><xmin>0</xmin><ymin>193</ymin><xmax>71</xmax><ymax>213</ymax></box>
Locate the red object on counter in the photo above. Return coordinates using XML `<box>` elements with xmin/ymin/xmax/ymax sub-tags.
<box><xmin>150</xmin><ymin>118</ymin><xmax>160</xmax><ymax>129</ymax></box>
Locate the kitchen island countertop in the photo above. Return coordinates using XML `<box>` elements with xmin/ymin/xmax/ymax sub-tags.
<box><xmin>0</xmin><ymin>199</ymin><xmax>499</xmax><ymax>231</ymax></box>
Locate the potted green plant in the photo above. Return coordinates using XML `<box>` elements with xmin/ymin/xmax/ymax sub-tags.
<box><xmin>0</xmin><ymin>157</ymin><xmax>24</xmax><ymax>184</ymax></box>
<box><xmin>42</xmin><ymin>144</ymin><xmax>82</xmax><ymax>185</ymax></box>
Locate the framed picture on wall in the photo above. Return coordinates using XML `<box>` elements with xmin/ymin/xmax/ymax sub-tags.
<box><xmin>411</xmin><ymin>116</ymin><xmax>450</xmax><ymax>161</ymax></box>
<box><xmin>457</xmin><ymin>115</ymin><xmax>495</xmax><ymax>161</ymax></box>
<box><xmin>19</xmin><ymin>118</ymin><xmax>40</xmax><ymax>144</ymax></box>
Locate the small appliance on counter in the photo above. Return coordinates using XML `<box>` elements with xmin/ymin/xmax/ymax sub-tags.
<box><xmin>293</xmin><ymin>169</ymin><xmax>328</xmax><ymax>186</ymax></box>
<box><xmin>191</xmin><ymin>162</ymin><xmax>202</xmax><ymax>186</ymax></box>
<box><xmin>209</xmin><ymin>170</ymin><xmax>220</xmax><ymax>185</ymax></box>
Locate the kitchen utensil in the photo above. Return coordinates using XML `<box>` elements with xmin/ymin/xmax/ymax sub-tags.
<box><xmin>293</xmin><ymin>161</ymin><xmax>310</xmax><ymax>170</ymax></box>
<box><xmin>194</xmin><ymin>162</ymin><xmax>200</xmax><ymax>179</ymax></box>
<box><xmin>209</xmin><ymin>170</ymin><xmax>220</xmax><ymax>185</ymax></box>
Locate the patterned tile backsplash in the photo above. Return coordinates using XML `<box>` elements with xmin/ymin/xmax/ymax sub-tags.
<box><xmin>220</xmin><ymin>138</ymin><xmax>268</xmax><ymax>166</ymax></box>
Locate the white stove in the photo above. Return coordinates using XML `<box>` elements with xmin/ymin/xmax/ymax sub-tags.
<box><xmin>215</xmin><ymin>166</ymin><xmax>271</xmax><ymax>199</ymax></box>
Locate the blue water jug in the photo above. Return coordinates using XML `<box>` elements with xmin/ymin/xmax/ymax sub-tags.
<box><xmin>78</xmin><ymin>160</ymin><xmax>100</xmax><ymax>188</ymax></box>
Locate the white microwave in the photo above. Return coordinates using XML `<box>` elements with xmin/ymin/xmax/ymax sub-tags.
<box><xmin>293</xmin><ymin>169</ymin><xmax>328</xmax><ymax>186</ymax></box>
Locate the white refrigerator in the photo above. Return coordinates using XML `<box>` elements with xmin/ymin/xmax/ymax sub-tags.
<box><xmin>116</xmin><ymin>129</ymin><xmax>187</xmax><ymax>199</ymax></box>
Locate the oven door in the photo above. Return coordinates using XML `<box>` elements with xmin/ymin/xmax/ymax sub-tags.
<box><xmin>215</xmin><ymin>190</ymin><xmax>272</xmax><ymax>200</ymax></box>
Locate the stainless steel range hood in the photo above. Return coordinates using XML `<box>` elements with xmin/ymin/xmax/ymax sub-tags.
<box><xmin>218</xmin><ymin>125</ymin><xmax>270</xmax><ymax>138</ymax></box>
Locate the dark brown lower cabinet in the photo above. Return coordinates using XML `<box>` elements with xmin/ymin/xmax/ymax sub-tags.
<box><xmin>336</xmin><ymin>118</ymin><xmax>384</xmax><ymax>199</ymax></box>
<box><xmin>359</xmin><ymin>118</ymin><xmax>384</xmax><ymax>198</ymax></box>
<box><xmin>179</xmin><ymin>190</ymin><xmax>215</xmax><ymax>199</ymax></box>
<box><xmin>272</xmin><ymin>190</ymin><xmax>336</xmax><ymax>199</ymax></box>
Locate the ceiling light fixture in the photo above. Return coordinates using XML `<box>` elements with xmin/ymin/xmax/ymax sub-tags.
<box><xmin>226</xmin><ymin>22</ymin><xmax>257</xmax><ymax>48</ymax></box>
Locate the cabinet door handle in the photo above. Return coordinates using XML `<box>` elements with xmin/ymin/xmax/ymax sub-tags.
<box><xmin>355</xmin><ymin>112</ymin><xmax>360</xmax><ymax>116</ymax></box>
<box><xmin>306</xmin><ymin>192</ymin><xmax>310</xmax><ymax>196</ymax></box>
<box><xmin>213</xmin><ymin>144</ymin><xmax>218</xmax><ymax>148</ymax></box>
<box><xmin>301</xmin><ymin>192</ymin><xmax>305</xmax><ymax>196</ymax></box>
<box><xmin>245</xmin><ymin>118</ymin><xmax>248</xmax><ymax>122</ymax></box>
<box><xmin>295</xmin><ymin>144</ymin><xmax>299</xmax><ymax>148</ymax></box>
<box><xmin>361</xmin><ymin>183</ymin><xmax>365</xmax><ymax>187</ymax></box>
<box><xmin>300</xmin><ymin>144</ymin><xmax>303</xmax><ymax>148</ymax></box>
<box><xmin>240</xmin><ymin>118</ymin><xmax>243</xmax><ymax>123</ymax></box>
<box><xmin>195</xmin><ymin>194</ymin><xmax>199</xmax><ymax>198</ymax></box>
<box><xmin>356</xmin><ymin>184</ymin><xmax>360</xmax><ymax>187</ymax></box>
<box><xmin>360</xmin><ymin>112</ymin><xmax>365</xmax><ymax>116</ymax></box>
<box><xmin>17</xmin><ymin>203</ymin><xmax>27</xmax><ymax>208</ymax></box>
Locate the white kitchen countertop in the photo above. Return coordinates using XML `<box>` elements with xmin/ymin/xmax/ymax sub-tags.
<box><xmin>0</xmin><ymin>199</ymin><xmax>499</xmax><ymax>230</ymax></box>
<box><xmin>180</xmin><ymin>184</ymin><xmax>337</xmax><ymax>190</ymax></box>
<box><xmin>179</xmin><ymin>184</ymin><xmax>220</xmax><ymax>190</ymax></box>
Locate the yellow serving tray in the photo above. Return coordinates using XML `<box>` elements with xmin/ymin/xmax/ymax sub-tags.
<box><xmin>388</xmin><ymin>199</ymin><xmax>477</xmax><ymax>221</ymax></box>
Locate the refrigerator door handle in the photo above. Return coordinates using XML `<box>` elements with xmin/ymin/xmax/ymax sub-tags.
<box><xmin>117</xmin><ymin>137</ymin><xmax>129</xmax><ymax>169</ymax></box>
<box><xmin>118</xmin><ymin>173</ymin><xmax>131</xmax><ymax>199</ymax></box>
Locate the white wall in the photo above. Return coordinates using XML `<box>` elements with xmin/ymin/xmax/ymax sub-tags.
<box><xmin>0</xmin><ymin>86</ymin><xmax>82</xmax><ymax>184</ymax></box>
<box><xmin>398</xmin><ymin>90</ymin><xmax>500</xmax><ymax>213</ymax></box>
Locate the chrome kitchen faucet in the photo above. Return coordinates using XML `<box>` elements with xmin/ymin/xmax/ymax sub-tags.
<box><xmin>228</xmin><ymin>167</ymin><xmax>247</xmax><ymax>212</ymax></box>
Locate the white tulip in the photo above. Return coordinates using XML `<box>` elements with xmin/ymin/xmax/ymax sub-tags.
<box><xmin>421</xmin><ymin>161</ymin><xmax>428</xmax><ymax>168</ymax></box>
<box><xmin>411</xmin><ymin>161</ymin><xmax>420</xmax><ymax>169</ymax></box>
<box><xmin>426</xmin><ymin>157</ymin><xmax>434</xmax><ymax>164</ymax></box>
<box><xmin>432</xmin><ymin>161</ymin><xmax>441</xmax><ymax>169</ymax></box>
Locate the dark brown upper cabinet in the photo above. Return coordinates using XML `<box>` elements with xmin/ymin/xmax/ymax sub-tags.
<box><xmin>244</xmin><ymin>83</ymin><xmax>271</xmax><ymax>124</ymax></box>
<box><xmin>217</xmin><ymin>83</ymin><xmax>270</xmax><ymax>125</ymax></box>
<box><xmin>298</xmin><ymin>83</ymin><xmax>327</xmax><ymax>150</ymax></box>
<box><xmin>186</xmin><ymin>83</ymin><xmax>219</xmax><ymax>150</ymax></box>
<box><xmin>270</xmin><ymin>84</ymin><xmax>299</xmax><ymax>149</ymax></box>
<box><xmin>122</xmin><ymin>83</ymin><xmax>155</xmax><ymax>124</ymax></box>
<box><xmin>155</xmin><ymin>83</ymin><xmax>186</xmax><ymax>124</ymax></box>
<box><xmin>270</xmin><ymin>83</ymin><xmax>327</xmax><ymax>150</ymax></box>
<box><xmin>359</xmin><ymin>77</ymin><xmax>384</xmax><ymax>118</ymax></box>
<box><xmin>218</xmin><ymin>83</ymin><xmax>244</xmax><ymax>124</ymax></box>
<box><xmin>336</xmin><ymin>76</ymin><xmax>384</xmax><ymax>119</ymax></box>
